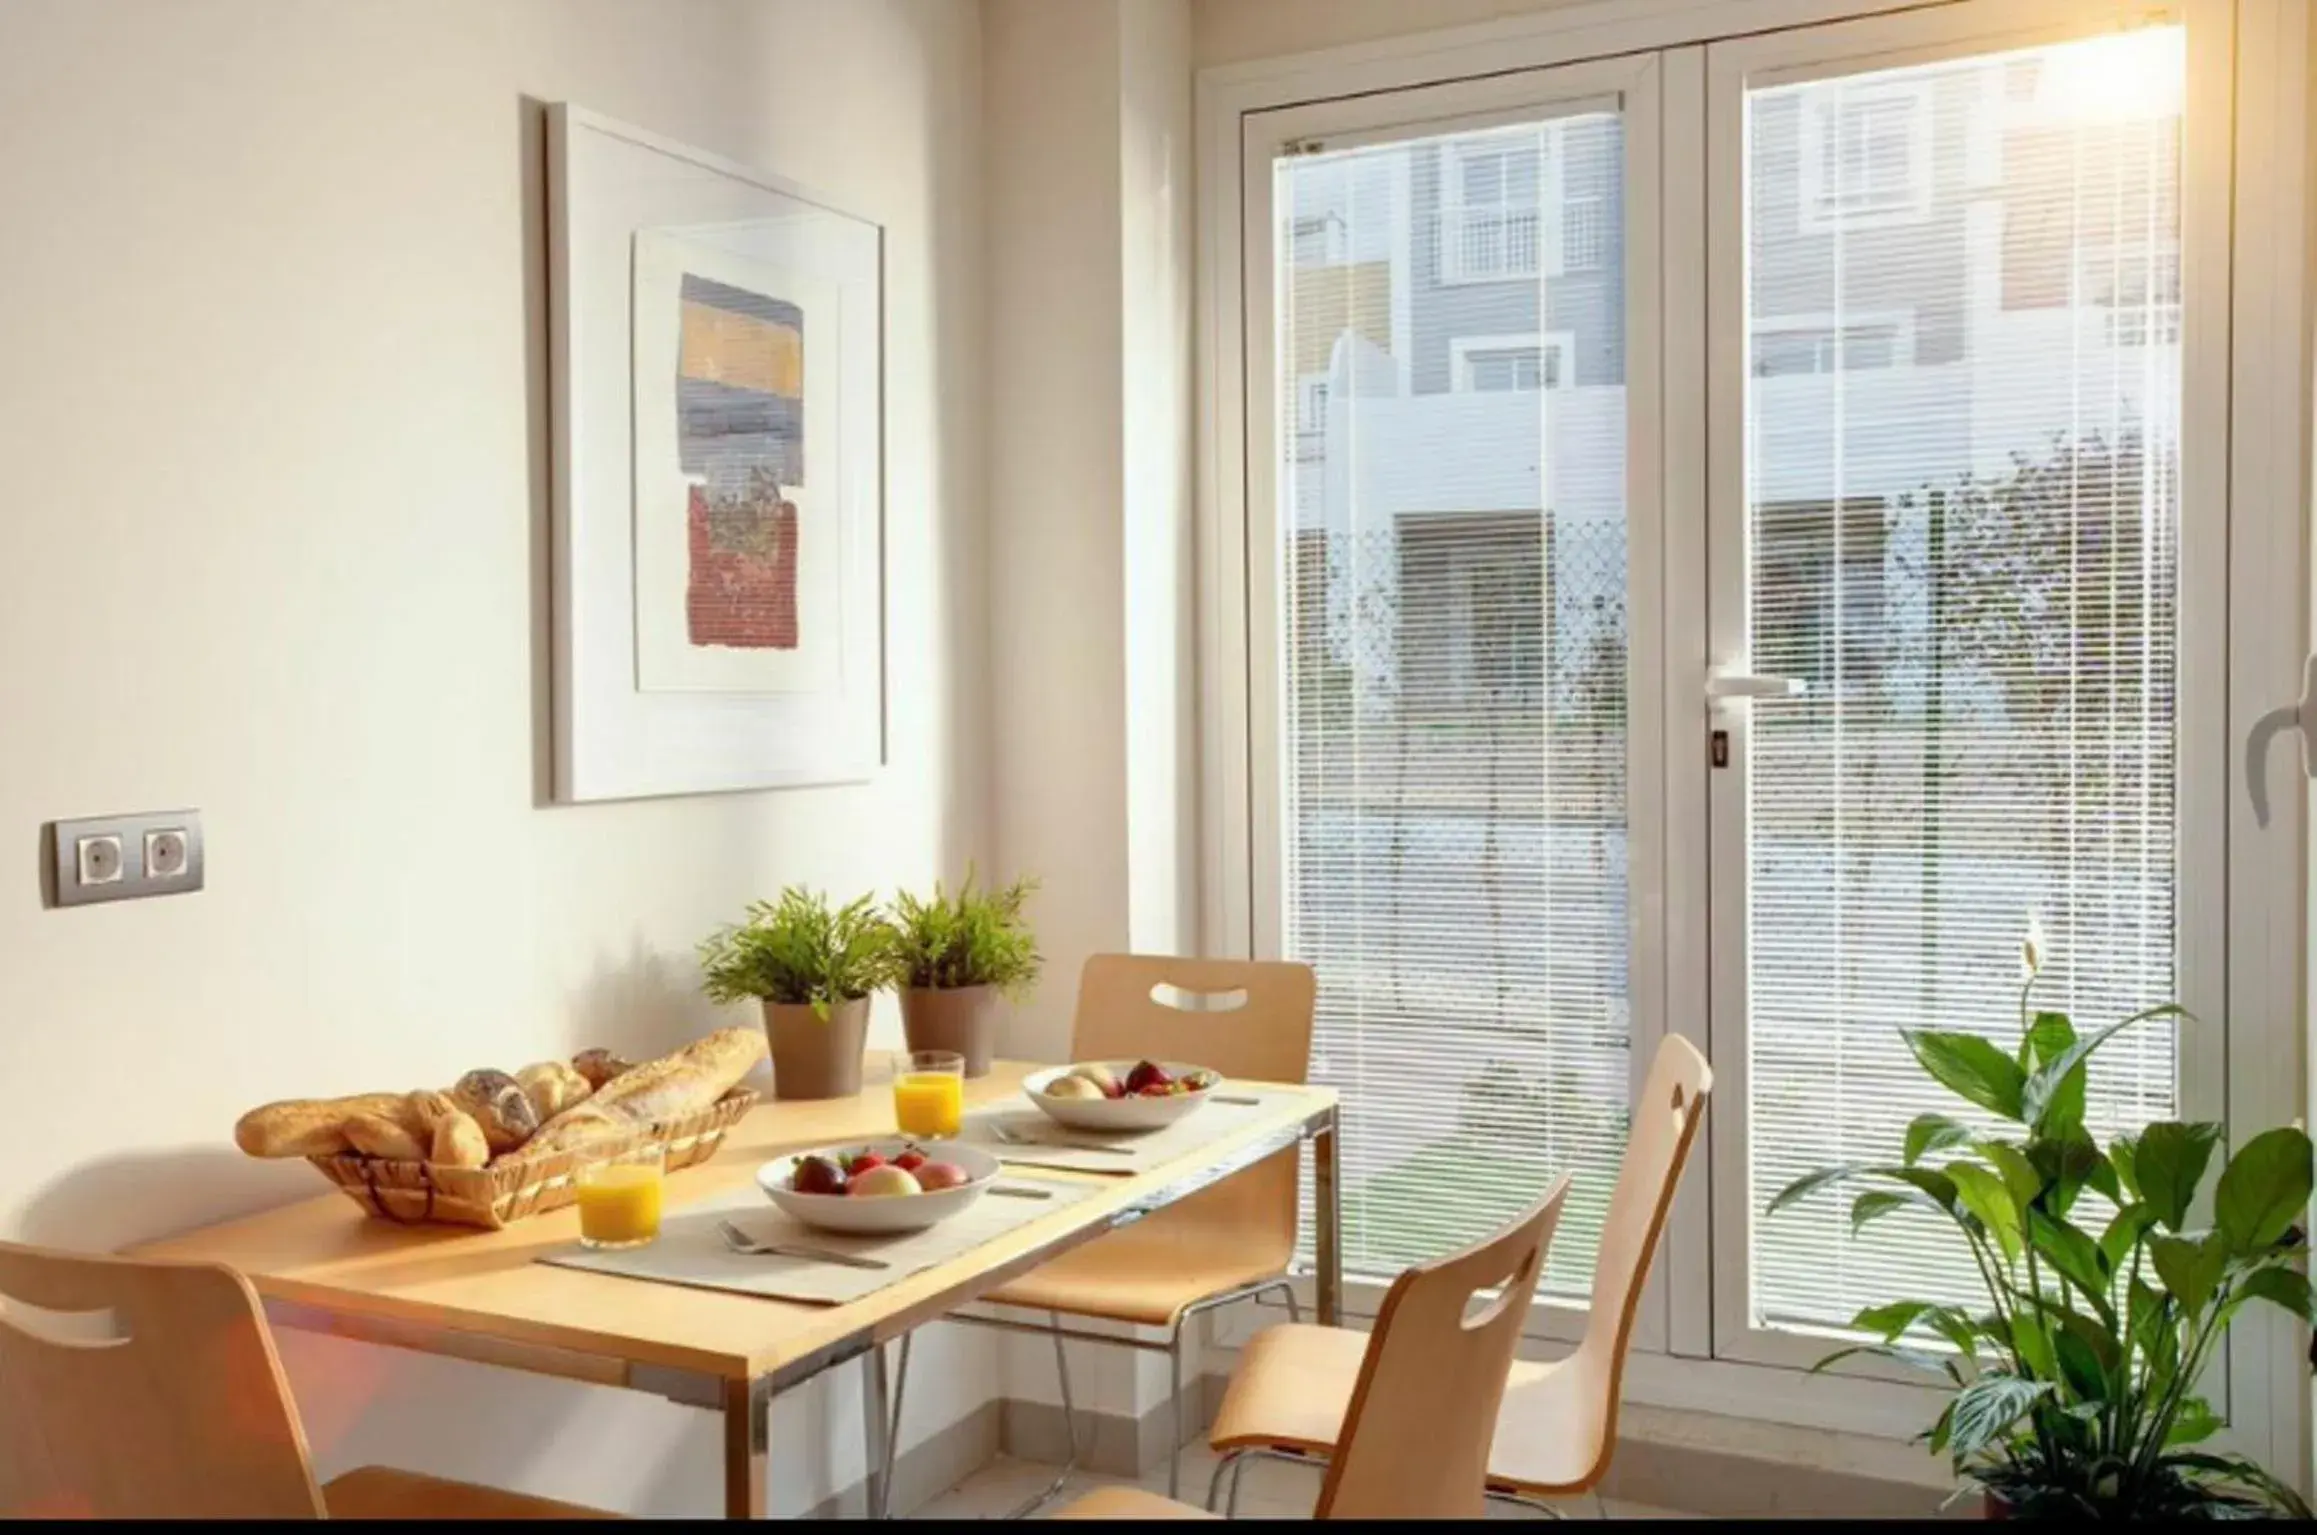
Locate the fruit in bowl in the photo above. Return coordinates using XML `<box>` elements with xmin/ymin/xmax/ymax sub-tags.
<box><xmin>1025</xmin><ymin>1060</ymin><xmax>1223</xmax><ymax>1131</ymax></box>
<box><xmin>759</xmin><ymin>1140</ymin><xmax>1000</xmax><ymax>1234</ymax></box>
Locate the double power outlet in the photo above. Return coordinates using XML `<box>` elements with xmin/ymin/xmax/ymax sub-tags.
<box><xmin>46</xmin><ymin>809</ymin><xmax>205</xmax><ymax>907</ymax></box>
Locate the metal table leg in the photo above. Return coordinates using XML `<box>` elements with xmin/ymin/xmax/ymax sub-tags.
<box><xmin>861</xmin><ymin>1345</ymin><xmax>892</xmax><ymax>1519</ymax></box>
<box><xmin>1314</xmin><ymin>1107</ymin><xmax>1343</xmax><ymax>1326</ymax></box>
<box><xmin>724</xmin><ymin>1377</ymin><xmax>769</xmax><ymax>1519</ymax></box>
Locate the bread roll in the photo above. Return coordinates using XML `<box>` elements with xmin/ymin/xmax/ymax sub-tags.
<box><xmin>428</xmin><ymin>1110</ymin><xmax>490</xmax><ymax>1168</ymax></box>
<box><xmin>445</xmin><ymin>1069</ymin><xmax>540</xmax><ymax>1154</ymax></box>
<box><xmin>516</xmin><ymin>1060</ymin><xmax>592</xmax><ymax>1121</ymax></box>
<box><xmin>236</xmin><ymin>1092</ymin><xmax>417</xmax><ymax>1158</ymax></box>
<box><xmin>571</xmin><ymin>1049</ymin><xmax>637</xmax><ymax>1090</ymax></box>
<box><xmin>512</xmin><ymin>1102</ymin><xmax>627</xmax><ymax>1161</ymax></box>
<box><xmin>341</xmin><ymin>1113</ymin><xmax>429</xmax><ymax>1161</ymax></box>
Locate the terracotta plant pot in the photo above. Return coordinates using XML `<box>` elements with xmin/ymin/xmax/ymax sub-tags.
<box><xmin>761</xmin><ymin>996</ymin><xmax>871</xmax><ymax>1100</ymax></box>
<box><xmin>897</xmin><ymin>984</ymin><xmax>1001</xmax><ymax>1078</ymax></box>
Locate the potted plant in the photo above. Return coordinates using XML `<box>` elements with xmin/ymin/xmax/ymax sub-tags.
<box><xmin>884</xmin><ymin>871</ymin><xmax>1041</xmax><ymax>1078</ymax></box>
<box><xmin>699</xmin><ymin>888</ymin><xmax>899</xmax><ymax>1100</ymax></box>
<box><xmin>1772</xmin><ymin>948</ymin><xmax>2313</xmax><ymax>1519</ymax></box>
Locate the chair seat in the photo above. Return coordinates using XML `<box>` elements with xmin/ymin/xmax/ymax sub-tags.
<box><xmin>984</xmin><ymin>1215</ymin><xmax>1289</xmax><ymax>1327</ymax></box>
<box><xmin>1208</xmin><ymin>1323</ymin><xmax>1597</xmax><ymax>1495</ymax></box>
<box><xmin>322</xmin><ymin>1466</ymin><xmax>617</xmax><ymax>1520</ymax></box>
<box><xmin>1050</xmin><ymin>1485</ymin><xmax>1220</xmax><ymax>1520</ymax></box>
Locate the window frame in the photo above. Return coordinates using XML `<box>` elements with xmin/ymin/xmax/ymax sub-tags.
<box><xmin>1449</xmin><ymin>330</ymin><xmax>1580</xmax><ymax>392</ymax></box>
<box><xmin>1795</xmin><ymin>77</ymin><xmax>1936</xmax><ymax>230</ymax></box>
<box><xmin>1194</xmin><ymin>0</ymin><xmax>2310</xmax><ymax>1466</ymax></box>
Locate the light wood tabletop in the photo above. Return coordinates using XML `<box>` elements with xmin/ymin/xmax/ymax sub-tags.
<box><xmin>132</xmin><ymin>1060</ymin><xmax>1343</xmax><ymax>1520</ymax></box>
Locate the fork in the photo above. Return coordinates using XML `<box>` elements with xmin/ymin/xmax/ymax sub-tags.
<box><xmin>715</xmin><ymin>1220</ymin><xmax>890</xmax><ymax>1270</ymax></box>
<box><xmin>988</xmin><ymin>1122</ymin><xmax>1137</xmax><ymax>1156</ymax></box>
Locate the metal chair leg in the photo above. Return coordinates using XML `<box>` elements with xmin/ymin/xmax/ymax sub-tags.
<box><xmin>1484</xmin><ymin>1486</ymin><xmax>1570</xmax><ymax>1519</ymax></box>
<box><xmin>1227</xmin><ymin>1450</ymin><xmax>1251</xmax><ymax>1518</ymax></box>
<box><xmin>1279</xmin><ymin>1281</ymin><xmax>1302</xmax><ymax>1324</ymax></box>
<box><xmin>1205</xmin><ymin>1449</ymin><xmax>1244</xmax><ymax>1513</ymax></box>
<box><xmin>881</xmin><ymin>1333</ymin><xmax>912</xmax><ymax>1510</ymax></box>
<box><xmin>1168</xmin><ymin>1321</ymin><xmax>1186</xmax><ymax>1500</ymax></box>
<box><xmin>1000</xmin><ymin>1311</ymin><xmax>1080</xmax><ymax>1520</ymax></box>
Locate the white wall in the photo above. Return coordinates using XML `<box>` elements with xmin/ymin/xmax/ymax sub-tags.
<box><xmin>0</xmin><ymin>0</ymin><xmax>995</xmax><ymax>1515</ymax></box>
<box><xmin>1193</xmin><ymin>0</ymin><xmax>1589</xmax><ymax>68</ymax></box>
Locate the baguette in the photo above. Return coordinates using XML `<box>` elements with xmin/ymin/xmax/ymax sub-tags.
<box><xmin>514</xmin><ymin>1028</ymin><xmax>766</xmax><ymax>1162</ymax></box>
<box><xmin>406</xmin><ymin>1091</ymin><xmax>491</xmax><ymax>1170</ymax></box>
<box><xmin>236</xmin><ymin>1092</ymin><xmax>419</xmax><ymax>1158</ymax></box>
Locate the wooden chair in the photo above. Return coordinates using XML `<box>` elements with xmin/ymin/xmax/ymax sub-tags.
<box><xmin>1049</xmin><ymin>1174</ymin><xmax>1571</xmax><ymax>1520</ymax></box>
<box><xmin>1200</xmin><ymin>1033</ymin><xmax>1712</xmax><ymax>1514</ymax></box>
<box><xmin>885</xmin><ymin>954</ymin><xmax>1316</xmax><ymax>1509</ymax></box>
<box><xmin>0</xmin><ymin>1241</ymin><xmax>612</xmax><ymax>1520</ymax></box>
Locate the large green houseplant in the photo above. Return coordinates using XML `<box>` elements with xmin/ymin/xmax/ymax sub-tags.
<box><xmin>1771</xmin><ymin>954</ymin><xmax>2313</xmax><ymax>1518</ymax></box>
<box><xmin>884</xmin><ymin>871</ymin><xmax>1041</xmax><ymax>1078</ymax></box>
<box><xmin>700</xmin><ymin>888</ymin><xmax>899</xmax><ymax>1100</ymax></box>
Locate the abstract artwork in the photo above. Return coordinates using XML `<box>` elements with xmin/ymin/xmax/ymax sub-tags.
<box><xmin>549</xmin><ymin>105</ymin><xmax>883</xmax><ymax>801</ymax></box>
<box><xmin>679</xmin><ymin>277</ymin><xmax>802</xmax><ymax>653</ymax></box>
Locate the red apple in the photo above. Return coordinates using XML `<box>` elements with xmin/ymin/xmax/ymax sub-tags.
<box><xmin>1124</xmin><ymin>1059</ymin><xmax>1171</xmax><ymax>1095</ymax></box>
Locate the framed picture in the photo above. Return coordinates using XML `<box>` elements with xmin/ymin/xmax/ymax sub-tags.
<box><xmin>547</xmin><ymin>104</ymin><xmax>884</xmax><ymax>801</ymax></box>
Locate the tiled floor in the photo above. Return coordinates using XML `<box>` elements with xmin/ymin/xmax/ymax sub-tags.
<box><xmin>913</xmin><ymin>1444</ymin><xmax>1694</xmax><ymax>1519</ymax></box>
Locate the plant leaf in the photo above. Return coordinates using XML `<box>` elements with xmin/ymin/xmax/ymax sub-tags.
<box><xmin>1851</xmin><ymin>1299</ymin><xmax>1934</xmax><ymax>1339</ymax></box>
<box><xmin>2149</xmin><ymin>1231</ymin><xmax>2227</xmax><ymax>1316</ymax></box>
<box><xmin>2110</xmin><ymin>1133</ymin><xmax>2141</xmax><ymax>1202</ymax></box>
<box><xmin>2027</xmin><ymin>1134</ymin><xmax>2110</xmax><ymax>1215</ymax></box>
<box><xmin>2010</xmin><ymin>1312</ymin><xmax>2058</xmax><ymax>1383</ymax></box>
<box><xmin>1947</xmin><ymin>1375</ymin><xmax>2051</xmax><ymax>1457</ymax></box>
<box><xmin>2098</xmin><ymin>1203</ymin><xmax>2156</xmax><ymax>1275</ymax></box>
<box><xmin>2214</xmin><ymin>1126</ymin><xmax>2314</xmax><ymax>1259</ymax></box>
<box><xmin>1904</xmin><ymin>1112</ymin><xmax>1975</xmax><ymax>1167</ymax></box>
<box><xmin>2019</xmin><ymin>1003</ymin><xmax>2189</xmax><ymax>1134</ymax></box>
<box><xmin>1904</xmin><ymin>1030</ymin><xmax>2027</xmax><ymax>1121</ymax></box>
<box><xmin>2235</xmin><ymin>1264</ymin><xmax>2317</xmax><ymax>1324</ymax></box>
<box><xmin>1983</xmin><ymin>1140</ymin><xmax>2043</xmax><ymax>1211</ymax></box>
<box><xmin>1947</xmin><ymin>1161</ymin><xmax>2023</xmax><ymax>1262</ymax></box>
<box><xmin>2166</xmin><ymin>1395</ymin><xmax>2224</xmax><ymax>1446</ymax></box>
<box><xmin>2027</xmin><ymin>1209</ymin><xmax>2113</xmax><ymax>1320</ymax></box>
<box><xmin>2021</xmin><ymin>1011</ymin><xmax>2085</xmax><ymax>1134</ymax></box>
<box><xmin>2134</xmin><ymin>1122</ymin><xmax>2221</xmax><ymax>1233</ymax></box>
<box><xmin>2050</xmin><ymin>1322</ymin><xmax>2107</xmax><ymax>1402</ymax></box>
<box><xmin>1850</xmin><ymin>1189</ymin><xmax>1918</xmax><ymax>1232</ymax></box>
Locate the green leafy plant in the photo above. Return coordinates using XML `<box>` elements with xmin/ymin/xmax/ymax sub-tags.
<box><xmin>1770</xmin><ymin>951</ymin><xmax>2314</xmax><ymax>1519</ymax></box>
<box><xmin>884</xmin><ymin>871</ymin><xmax>1042</xmax><ymax>995</ymax></box>
<box><xmin>698</xmin><ymin>887</ymin><xmax>900</xmax><ymax>1017</ymax></box>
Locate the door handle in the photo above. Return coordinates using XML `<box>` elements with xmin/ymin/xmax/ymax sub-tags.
<box><xmin>1705</xmin><ymin>672</ymin><xmax>1807</xmax><ymax>702</ymax></box>
<box><xmin>2247</xmin><ymin>653</ymin><xmax>2317</xmax><ymax>829</ymax></box>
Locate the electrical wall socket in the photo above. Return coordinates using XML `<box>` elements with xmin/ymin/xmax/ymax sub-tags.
<box><xmin>46</xmin><ymin>810</ymin><xmax>204</xmax><ymax>907</ymax></box>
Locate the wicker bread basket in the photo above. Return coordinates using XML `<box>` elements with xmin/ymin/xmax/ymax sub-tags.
<box><xmin>310</xmin><ymin>1088</ymin><xmax>757</xmax><ymax>1230</ymax></box>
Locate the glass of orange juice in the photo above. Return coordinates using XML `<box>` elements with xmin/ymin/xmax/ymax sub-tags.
<box><xmin>575</xmin><ymin>1143</ymin><xmax>665</xmax><ymax>1250</ymax></box>
<box><xmin>893</xmin><ymin>1050</ymin><xmax>965</xmax><ymax>1139</ymax></box>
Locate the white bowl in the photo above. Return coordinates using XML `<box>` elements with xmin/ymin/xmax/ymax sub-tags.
<box><xmin>756</xmin><ymin>1139</ymin><xmax>1001</xmax><ymax>1235</ymax></box>
<box><xmin>1022</xmin><ymin>1061</ymin><xmax>1220</xmax><ymax>1132</ymax></box>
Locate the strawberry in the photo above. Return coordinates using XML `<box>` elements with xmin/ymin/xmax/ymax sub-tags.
<box><xmin>850</xmin><ymin>1152</ymin><xmax>887</xmax><ymax>1175</ymax></box>
<box><xmin>894</xmin><ymin>1150</ymin><xmax>928</xmax><ymax>1173</ymax></box>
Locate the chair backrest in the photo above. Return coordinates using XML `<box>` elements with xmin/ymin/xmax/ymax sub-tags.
<box><xmin>1069</xmin><ymin>955</ymin><xmax>1318</xmax><ymax>1270</ymax></box>
<box><xmin>1560</xmin><ymin>1033</ymin><xmax>1713</xmax><ymax>1486</ymax></box>
<box><xmin>0</xmin><ymin>1242</ymin><xmax>325</xmax><ymax>1519</ymax></box>
<box><xmin>1068</xmin><ymin>954</ymin><xmax>1317</xmax><ymax>1084</ymax></box>
<box><xmin>1316</xmin><ymin>1177</ymin><xmax>1571</xmax><ymax>1520</ymax></box>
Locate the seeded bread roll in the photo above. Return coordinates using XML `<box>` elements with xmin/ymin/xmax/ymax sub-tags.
<box><xmin>571</xmin><ymin>1049</ymin><xmax>637</xmax><ymax>1090</ymax></box>
<box><xmin>444</xmin><ymin>1069</ymin><xmax>540</xmax><ymax>1155</ymax></box>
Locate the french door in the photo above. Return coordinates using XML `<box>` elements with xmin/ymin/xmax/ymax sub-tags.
<box><xmin>1232</xmin><ymin>0</ymin><xmax>2264</xmax><ymax>1427</ymax></box>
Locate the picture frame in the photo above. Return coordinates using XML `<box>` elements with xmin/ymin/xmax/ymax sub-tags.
<box><xmin>546</xmin><ymin>103</ymin><xmax>885</xmax><ymax>802</ymax></box>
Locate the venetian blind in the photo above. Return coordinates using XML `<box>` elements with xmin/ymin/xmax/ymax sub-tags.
<box><xmin>1743</xmin><ymin>29</ymin><xmax>2186</xmax><ymax>1333</ymax></box>
<box><xmin>1276</xmin><ymin>113</ymin><xmax>1632</xmax><ymax>1299</ymax></box>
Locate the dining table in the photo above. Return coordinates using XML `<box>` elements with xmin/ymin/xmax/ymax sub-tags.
<box><xmin>133</xmin><ymin>1060</ymin><xmax>1343</xmax><ymax>1519</ymax></box>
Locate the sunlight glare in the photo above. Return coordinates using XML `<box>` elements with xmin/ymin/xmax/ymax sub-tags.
<box><xmin>2036</xmin><ymin>26</ymin><xmax>2186</xmax><ymax>125</ymax></box>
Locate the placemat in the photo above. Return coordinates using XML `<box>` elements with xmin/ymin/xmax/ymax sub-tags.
<box><xmin>954</xmin><ymin>1086</ymin><xmax>1311</xmax><ymax>1174</ymax></box>
<box><xmin>538</xmin><ymin>1174</ymin><xmax>1097</xmax><ymax>1306</ymax></box>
